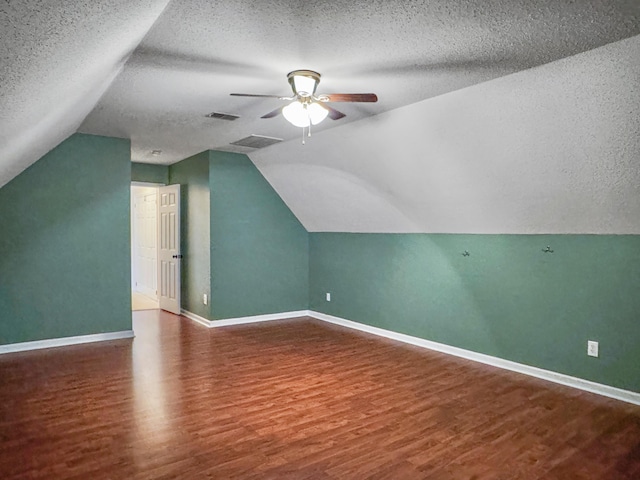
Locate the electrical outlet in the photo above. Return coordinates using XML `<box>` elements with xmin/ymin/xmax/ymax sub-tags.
<box><xmin>326</xmin><ymin>292</ymin><xmax>331</xmax><ymax>302</ymax></box>
<box><xmin>203</xmin><ymin>294</ymin><xmax>208</xmax><ymax>305</ymax></box>
<box><xmin>587</xmin><ymin>340</ymin><xmax>598</xmax><ymax>358</ymax></box>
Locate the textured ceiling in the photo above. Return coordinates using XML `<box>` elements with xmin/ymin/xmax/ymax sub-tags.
<box><xmin>77</xmin><ymin>0</ymin><xmax>640</xmax><ymax>165</ymax></box>
<box><xmin>251</xmin><ymin>35</ymin><xmax>640</xmax><ymax>233</ymax></box>
<box><xmin>0</xmin><ymin>0</ymin><xmax>171</xmax><ymax>188</ymax></box>
<box><xmin>1</xmin><ymin>0</ymin><xmax>639</xmax><ymax>233</ymax></box>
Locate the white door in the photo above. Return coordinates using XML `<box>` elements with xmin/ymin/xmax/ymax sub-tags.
<box><xmin>132</xmin><ymin>187</ymin><xmax>158</xmax><ymax>299</ymax></box>
<box><xmin>157</xmin><ymin>184</ymin><xmax>181</xmax><ymax>314</ymax></box>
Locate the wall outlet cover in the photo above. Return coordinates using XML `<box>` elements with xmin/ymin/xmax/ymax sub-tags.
<box><xmin>326</xmin><ymin>293</ymin><xmax>331</xmax><ymax>302</ymax></box>
<box><xmin>587</xmin><ymin>340</ymin><xmax>599</xmax><ymax>357</ymax></box>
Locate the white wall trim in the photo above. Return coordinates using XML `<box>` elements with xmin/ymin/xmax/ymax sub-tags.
<box><xmin>181</xmin><ymin>309</ymin><xmax>308</xmax><ymax>328</ymax></box>
<box><xmin>0</xmin><ymin>330</ymin><xmax>135</xmax><ymax>355</ymax></box>
<box><xmin>180</xmin><ymin>309</ymin><xmax>213</xmax><ymax>327</ymax></box>
<box><xmin>308</xmin><ymin>310</ymin><xmax>640</xmax><ymax>406</ymax></box>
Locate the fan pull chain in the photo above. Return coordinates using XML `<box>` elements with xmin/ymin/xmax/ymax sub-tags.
<box><xmin>302</xmin><ymin>126</ymin><xmax>305</xmax><ymax>145</ymax></box>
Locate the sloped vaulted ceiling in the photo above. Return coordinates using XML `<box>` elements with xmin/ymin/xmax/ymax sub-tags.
<box><xmin>1</xmin><ymin>1</ymin><xmax>639</xmax><ymax>233</ymax></box>
<box><xmin>251</xmin><ymin>35</ymin><xmax>640</xmax><ymax>234</ymax></box>
<box><xmin>0</xmin><ymin>0</ymin><xmax>172</xmax><ymax>188</ymax></box>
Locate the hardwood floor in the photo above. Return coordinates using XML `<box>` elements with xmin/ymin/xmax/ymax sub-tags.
<box><xmin>1</xmin><ymin>310</ymin><xmax>639</xmax><ymax>479</ymax></box>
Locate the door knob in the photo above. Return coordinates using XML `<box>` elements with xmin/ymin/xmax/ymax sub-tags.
<box><xmin>172</xmin><ymin>254</ymin><xmax>183</xmax><ymax>259</ymax></box>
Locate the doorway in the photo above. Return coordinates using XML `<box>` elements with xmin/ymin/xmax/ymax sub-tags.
<box><xmin>131</xmin><ymin>184</ymin><xmax>160</xmax><ymax>311</ymax></box>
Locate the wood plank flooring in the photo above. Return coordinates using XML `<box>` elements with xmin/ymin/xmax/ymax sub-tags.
<box><xmin>1</xmin><ymin>310</ymin><xmax>639</xmax><ymax>479</ymax></box>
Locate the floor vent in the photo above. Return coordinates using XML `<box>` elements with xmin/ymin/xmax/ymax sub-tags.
<box><xmin>230</xmin><ymin>135</ymin><xmax>283</xmax><ymax>149</ymax></box>
<box><xmin>205</xmin><ymin>112</ymin><xmax>240</xmax><ymax>121</ymax></box>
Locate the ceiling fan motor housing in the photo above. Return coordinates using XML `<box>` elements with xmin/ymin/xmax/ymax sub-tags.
<box><xmin>287</xmin><ymin>69</ymin><xmax>321</xmax><ymax>97</ymax></box>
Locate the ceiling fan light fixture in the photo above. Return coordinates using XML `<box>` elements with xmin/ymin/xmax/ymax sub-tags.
<box><xmin>282</xmin><ymin>100</ymin><xmax>329</xmax><ymax>128</ymax></box>
<box><xmin>282</xmin><ymin>101</ymin><xmax>310</xmax><ymax>128</ymax></box>
<box><xmin>287</xmin><ymin>69</ymin><xmax>320</xmax><ymax>97</ymax></box>
<box><xmin>307</xmin><ymin>102</ymin><xmax>328</xmax><ymax>125</ymax></box>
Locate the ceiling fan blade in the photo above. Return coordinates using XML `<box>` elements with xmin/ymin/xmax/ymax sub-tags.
<box><xmin>261</xmin><ymin>107</ymin><xmax>282</xmax><ymax>119</ymax></box>
<box><xmin>230</xmin><ymin>93</ymin><xmax>291</xmax><ymax>99</ymax></box>
<box><xmin>325</xmin><ymin>105</ymin><xmax>346</xmax><ymax>120</ymax></box>
<box><xmin>320</xmin><ymin>93</ymin><xmax>378</xmax><ymax>103</ymax></box>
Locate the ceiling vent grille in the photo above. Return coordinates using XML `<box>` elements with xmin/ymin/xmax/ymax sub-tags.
<box><xmin>205</xmin><ymin>112</ymin><xmax>240</xmax><ymax>121</ymax></box>
<box><xmin>230</xmin><ymin>135</ymin><xmax>283</xmax><ymax>149</ymax></box>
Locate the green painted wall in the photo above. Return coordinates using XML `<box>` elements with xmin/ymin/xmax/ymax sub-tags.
<box><xmin>209</xmin><ymin>151</ymin><xmax>308</xmax><ymax>319</ymax></box>
<box><xmin>3</xmin><ymin>134</ymin><xmax>635</xmax><ymax>399</ymax></box>
<box><xmin>0</xmin><ymin>133</ymin><xmax>132</xmax><ymax>344</ymax></box>
<box><xmin>309</xmin><ymin>233</ymin><xmax>640</xmax><ymax>393</ymax></box>
<box><xmin>131</xmin><ymin>162</ymin><xmax>169</xmax><ymax>184</ymax></box>
<box><xmin>168</xmin><ymin>152</ymin><xmax>210</xmax><ymax>319</ymax></box>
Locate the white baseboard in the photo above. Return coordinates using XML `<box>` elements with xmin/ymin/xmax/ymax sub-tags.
<box><xmin>134</xmin><ymin>287</ymin><xmax>157</xmax><ymax>302</ymax></box>
<box><xmin>181</xmin><ymin>309</ymin><xmax>308</xmax><ymax>328</ymax></box>
<box><xmin>180</xmin><ymin>310</ymin><xmax>213</xmax><ymax>327</ymax></box>
<box><xmin>308</xmin><ymin>310</ymin><xmax>640</xmax><ymax>406</ymax></box>
<box><xmin>0</xmin><ymin>330</ymin><xmax>135</xmax><ymax>355</ymax></box>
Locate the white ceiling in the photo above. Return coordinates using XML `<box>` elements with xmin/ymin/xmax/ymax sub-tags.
<box><xmin>1</xmin><ymin>1</ymin><xmax>639</xmax><ymax>232</ymax></box>
<box><xmin>251</xmin><ymin>34</ymin><xmax>640</xmax><ymax>233</ymax></box>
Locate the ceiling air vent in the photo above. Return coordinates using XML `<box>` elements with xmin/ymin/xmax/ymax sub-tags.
<box><xmin>230</xmin><ymin>135</ymin><xmax>283</xmax><ymax>149</ymax></box>
<box><xmin>205</xmin><ymin>111</ymin><xmax>240</xmax><ymax>121</ymax></box>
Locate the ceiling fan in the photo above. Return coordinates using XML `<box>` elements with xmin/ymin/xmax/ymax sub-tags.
<box><xmin>230</xmin><ymin>70</ymin><xmax>378</xmax><ymax>129</ymax></box>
